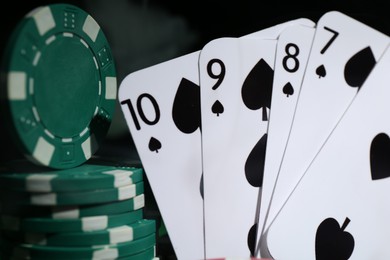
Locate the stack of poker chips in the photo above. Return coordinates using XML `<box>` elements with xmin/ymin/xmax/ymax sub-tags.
<box><xmin>0</xmin><ymin>3</ymin><xmax>159</xmax><ymax>260</ymax></box>
<box><xmin>0</xmin><ymin>159</ymin><xmax>158</xmax><ymax>259</ymax></box>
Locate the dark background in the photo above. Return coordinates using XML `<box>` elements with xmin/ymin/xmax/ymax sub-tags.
<box><xmin>1</xmin><ymin>1</ymin><xmax>389</xmax><ymax>259</ymax></box>
<box><xmin>2</xmin><ymin>0</ymin><xmax>390</xmax><ymax>160</ymax></box>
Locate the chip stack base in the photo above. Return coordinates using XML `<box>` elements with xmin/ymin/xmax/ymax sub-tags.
<box><xmin>0</xmin><ymin>160</ymin><xmax>158</xmax><ymax>260</ymax></box>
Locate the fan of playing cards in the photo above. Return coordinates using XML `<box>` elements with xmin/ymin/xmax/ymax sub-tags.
<box><xmin>119</xmin><ymin>11</ymin><xmax>390</xmax><ymax>259</ymax></box>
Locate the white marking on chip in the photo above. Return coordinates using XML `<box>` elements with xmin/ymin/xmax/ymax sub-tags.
<box><xmin>80</xmin><ymin>127</ymin><xmax>88</xmax><ymax>137</ymax></box>
<box><xmin>81</xmin><ymin>137</ymin><xmax>92</xmax><ymax>160</ymax></box>
<box><xmin>44</xmin><ymin>129</ymin><xmax>55</xmax><ymax>139</ymax></box>
<box><xmin>82</xmin><ymin>216</ymin><xmax>107</xmax><ymax>231</ymax></box>
<box><xmin>29</xmin><ymin>78</ymin><xmax>34</xmax><ymax>95</ymax></box>
<box><xmin>62</xmin><ymin>138</ymin><xmax>72</xmax><ymax>143</ymax></box>
<box><xmin>80</xmin><ymin>38</ymin><xmax>89</xmax><ymax>48</ymax></box>
<box><xmin>52</xmin><ymin>206</ymin><xmax>80</xmax><ymax>219</ymax></box>
<box><xmin>82</xmin><ymin>15</ymin><xmax>100</xmax><ymax>42</ymax></box>
<box><xmin>118</xmin><ymin>184</ymin><xmax>136</xmax><ymax>200</ymax></box>
<box><xmin>33</xmin><ymin>137</ymin><xmax>54</xmax><ymax>166</ymax></box>
<box><xmin>93</xmin><ymin>56</ymin><xmax>98</xmax><ymax>69</ymax></box>
<box><xmin>32</xmin><ymin>6</ymin><xmax>55</xmax><ymax>36</ymax></box>
<box><xmin>32</xmin><ymin>51</ymin><xmax>41</xmax><ymax>66</ymax></box>
<box><xmin>93</xmin><ymin>106</ymin><xmax>98</xmax><ymax>116</ymax></box>
<box><xmin>26</xmin><ymin>6</ymin><xmax>43</xmax><ymax>18</ymax></box>
<box><xmin>32</xmin><ymin>106</ymin><xmax>40</xmax><ymax>122</ymax></box>
<box><xmin>31</xmin><ymin>193</ymin><xmax>56</xmax><ymax>205</ymax></box>
<box><xmin>92</xmin><ymin>248</ymin><xmax>118</xmax><ymax>259</ymax></box>
<box><xmin>134</xmin><ymin>194</ymin><xmax>145</xmax><ymax>210</ymax></box>
<box><xmin>98</xmin><ymin>81</ymin><xmax>101</xmax><ymax>95</ymax></box>
<box><xmin>102</xmin><ymin>169</ymin><xmax>133</xmax><ymax>187</ymax></box>
<box><xmin>105</xmin><ymin>77</ymin><xmax>117</xmax><ymax>100</ymax></box>
<box><xmin>105</xmin><ymin>169</ymin><xmax>133</xmax><ymax>176</ymax></box>
<box><xmin>63</xmin><ymin>32</ymin><xmax>73</xmax><ymax>37</ymax></box>
<box><xmin>109</xmin><ymin>225</ymin><xmax>133</xmax><ymax>243</ymax></box>
<box><xmin>8</xmin><ymin>72</ymin><xmax>27</xmax><ymax>100</ymax></box>
<box><xmin>26</xmin><ymin>174</ymin><xmax>56</xmax><ymax>192</ymax></box>
<box><xmin>45</xmin><ymin>35</ymin><xmax>56</xmax><ymax>45</ymax></box>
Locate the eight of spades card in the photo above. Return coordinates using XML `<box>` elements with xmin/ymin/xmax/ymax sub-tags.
<box><xmin>119</xmin><ymin>51</ymin><xmax>204</xmax><ymax>260</ymax></box>
<box><xmin>255</xmin><ymin>23</ymin><xmax>315</xmax><ymax>256</ymax></box>
<box><xmin>265</xmin><ymin>43</ymin><xmax>390</xmax><ymax>260</ymax></box>
<box><xmin>199</xmin><ymin>17</ymin><xmax>314</xmax><ymax>259</ymax></box>
<box><xmin>262</xmin><ymin>11</ymin><xmax>390</xmax><ymax>243</ymax></box>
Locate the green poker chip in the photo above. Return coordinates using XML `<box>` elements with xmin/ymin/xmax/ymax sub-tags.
<box><xmin>115</xmin><ymin>246</ymin><xmax>156</xmax><ymax>260</ymax></box>
<box><xmin>1</xmin><ymin>209</ymin><xmax>143</xmax><ymax>233</ymax></box>
<box><xmin>6</xmin><ymin>219</ymin><xmax>156</xmax><ymax>246</ymax></box>
<box><xmin>0</xmin><ymin>3</ymin><xmax>117</xmax><ymax>169</ymax></box>
<box><xmin>1</xmin><ymin>194</ymin><xmax>145</xmax><ymax>219</ymax></box>
<box><xmin>50</xmin><ymin>193</ymin><xmax>145</xmax><ymax>219</ymax></box>
<box><xmin>0</xmin><ymin>182</ymin><xmax>144</xmax><ymax>206</ymax></box>
<box><xmin>10</xmin><ymin>234</ymin><xmax>155</xmax><ymax>259</ymax></box>
<box><xmin>0</xmin><ymin>161</ymin><xmax>143</xmax><ymax>192</ymax></box>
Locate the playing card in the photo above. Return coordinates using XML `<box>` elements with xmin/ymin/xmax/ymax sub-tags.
<box><xmin>119</xmin><ymin>17</ymin><xmax>314</xmax><ymax>260</ymax></box>
<box><xmin>119</xmin><ymin>51</ymin><xmax>203</xmax><ymax>260</ymax></box>
<box><xmin>265</xmin><ymin>43</ymin><xmax>390</xmax><ymax>259</ymax></box>
<box><xmin>200</xmin><ymin>37</ymin><xmax>276</xmax><ymax>258</ymax></box>
<box><xmin>199</xmin><ymin>20</ymin><xmax>314</xmax><ymax>258</ymax></box>
<box><xmin>263</xmin><ymin>11</ymin><xmax>390</xmax><ymax>238</ymax></box>
<box><xmin>255</xmin><ymin>23</ymin><xmax>315</xmax><ymax>255</ymax></box>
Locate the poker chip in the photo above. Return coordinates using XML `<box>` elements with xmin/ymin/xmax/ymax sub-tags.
<box><xmin>0</xmin><ymin>182</ymin><xmax>144</xmax><ymax>206</ymax></box>
<box><xmin>6</xmin><ymin>219</ymin><xmax>156</xmax><ymax>246</ymax></box>
<box><xmin>1</xmin><ymin>194</ymin><xmax>145</xmax><ymax>219</ymax></box>
<box><xmin>0</xmin><ymin>161</ymin><xmax>143</xmax><ymax>192</ymax></box>
<box><xmin>0</xmin><ymin>2</ymin><xmax>159</xmax><ymax>259</ymax></box>
<box><xmin>8</xmin><ymin>234</ymin><xmax>155</xmax><ymax>259</ymax></box>
<box><xmin>50</xmin><ymin>193</ymin><xmax>145</xmax><ymax>219</ymax></box>
<box><xmin>1</xmin><ymin>209</ymin><xmax>143</xmax><ymax>233</ymax></box>
<box><xmin>1</xmin><ymin>3</ymin><xmax>117</xmax><ymax>169</ymax></box>
<box><xmin>115</xmin><ymin>247</ymin><xmax>157</xmax><ymax>260</ymax></box>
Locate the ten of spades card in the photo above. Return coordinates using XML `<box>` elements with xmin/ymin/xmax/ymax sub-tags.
<box><xmin>119</xmin><ymin>51</ymin><xmax>203</xmax><ymax>260</ymax></box>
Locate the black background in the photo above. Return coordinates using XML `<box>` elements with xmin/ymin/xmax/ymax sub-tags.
<box><xmin>1</xmin><ymin>1</ymin><xmax>389</xmax><ymax>259</ymax></box>
<box><xmin>1</xmin><ymin>0</ymin><xmax>389</xmax><ymax>160</ymax></box>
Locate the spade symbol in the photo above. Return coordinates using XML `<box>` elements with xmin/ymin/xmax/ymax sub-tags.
<box><xmin>316</xmin><ymin>65</ymin><xmax>326</xmax><ymax>78</ymax></box>
<box><xmin>370</xmin><ymin>133</ymin><xmax>390</xmax><ymax>180</ymax></box>
<box><xmin>148</xmin><ymin>137</ymin><xmax>162</xmax><ymax>153</ymax></box>
<box><xmin>211</xmin><ymin>100</ymin><xmax>224</xmax><ymax>116</ymax></box>
<box><xmin>172</xmin><ymin>78</ymin><xmax>201</xmax><ymax>134</ymax></box>
<box><xmin>247</xmin><ymin>223</ymin><xmax>258</xmax><ymax>256</ymax></box>
<box><xmin>241</xmin><ymin>59</ymin><xmax>274</xmax><ymax>121</ymax></box>
<box><xmin>344</xmin><ymin>46</ymin><xmax>376</xmax><ymax>89</ymax></box>
<box><xmin>244</xmin><ymin>133</ymin><xmax>267</xmax><ymax>187</ymax></box>
<box><xmin>282</xmin><ymin>82</ymin><xmax>294</xmax><ymax>97</ymax></box>
<box><xmin>315</xmin><ymin>217</ymin><xmax>354</xmax><ymax>260</ymax></box>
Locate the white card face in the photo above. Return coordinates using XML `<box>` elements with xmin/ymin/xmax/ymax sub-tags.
<box><xmin>119</xmin><ymin>17</ymin><xmax>315</xmax><ymax>260</ymax></box>
<box><xmin>264</xmin><ymin>11</ymin><xmax>390</xmax><ymax>233</ymax></box>
<box><xmin>266</xmin><ymin>44</ymin><xmax>390</xmax><ymax>260</ymax></box>
<box><xmin>119</xmin><ymin>51</ymin><xmax>204</xmax><ymax>260</ymax></box>
<box><xmin>200</xmin><ymin>37</ymin><xmax>276</xmax><ymax>258</ymax></box>
<box><xmin>199</xmin><ymin>18</ymin><xmax>315</xmax><ymax>259</ymax></box>
<box><xmin>255</xmin><ymin>24</ymin><xmax>315</xmax><ymax>254</ymax></box>
<box><xmin>245</xmin><ymin>18</ymin><xmax>315</xmax><ymax>39</ymax></box>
